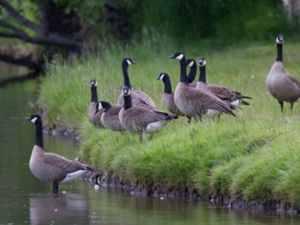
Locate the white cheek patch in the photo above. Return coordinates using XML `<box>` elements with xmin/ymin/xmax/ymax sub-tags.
<box><xmin>95</xmin><ymin>81</ymin><xmax>98</xmax><ymax>86</ymax></box>
<box><xmin>276</xmin><ymin>37</ymin><xmax>283</xmax><ymax>44</ymax></box>
<box><xmin>31</xmin><ymin>117</ymin><xmax>38</xmax><ymax>124</ymax></box>
<box><xmin>98</xmin><ymin>103</ymin><xmax>103</xmax><ymax>110</ymax></box>
<box><xmin>160</xmin><ymin>74</ymin><xmax>165</xmax><ymax>80</ymax></box>
<box><xmin>126</xmin><ymin>59</ymin><xmax>132</xmax><ymax>65</ymax></box>
<box><xmin>199</xmin><ymin>60</ymin><xmax>206</xmax><ymax>67</ymax></box>
<box><xmin>188</xmin><ymin>61</ymin><xmax>194</xmax><ymax>67</ymax></box>
<box><xmin>176</xmin><ymin>54</ymin><xmax>184</xmax><ymax>60</ymax></box>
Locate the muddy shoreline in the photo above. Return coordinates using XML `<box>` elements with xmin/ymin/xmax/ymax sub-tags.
<box><xmin>45</xmin><ymin>126</ymin><xmax>300</xmax><ymax>216</ymax></box>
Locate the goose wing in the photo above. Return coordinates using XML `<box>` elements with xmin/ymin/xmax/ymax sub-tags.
<box><xmin>206</xmin><ymin>84</ymin><xmax>240</xmax><ymax>100</ymax></box>
<box><xmin>131</xmin><ymin>90</ymin><xmax>156</xmax><ymax>107</ymax></box>
<box><xmin>287</xmin><ymin>74</ymin><xmax>300</xmax><ymax>88</ymax></box>
<box><xmin>43</xmin><ymin>153</ymin><xmax>89</xmax><ymax>180</ymax></box>
<box><xmin>118</xmin><ymin>89</ymin><xmax>156</xmax><ymax>109</ymax></box>
<box><xmin>187</xmin><ymin>87</ymin><xmax>235</xmax><ymax>115</ymax></box>
<box><xmin>126</xmin><ymin>107</ymin><xmax>172</xmax><ymax>130</ymax></box>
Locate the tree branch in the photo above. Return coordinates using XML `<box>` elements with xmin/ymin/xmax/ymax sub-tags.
<box><xmin>0</xmin><ymin>51</ymin><xmax>42</xmax><ymax>71</ymax></box>
<box><xmin>0</xmin><ymin>0</ymin><xmax>82</xmax><ymax>53</ymax></box>
<box><xmin>0</xmin><ymin>0</ymin><xmax>43</xmax><ymax>33</ymax></box>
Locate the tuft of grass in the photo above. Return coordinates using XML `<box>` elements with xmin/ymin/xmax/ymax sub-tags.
<box><xmin>39</xmin><ymin>36</ymin><xmax>300</xmax><ymax>204</ymax></box>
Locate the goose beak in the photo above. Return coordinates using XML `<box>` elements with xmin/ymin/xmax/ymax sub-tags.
<box><xmin>25</xmin><ymin>116</ymin><xmax>30</xmax><ymax>120</ymax></box>
<box><xmin>169</xmin><ymin>54</ymin><xmax>175</xmax><ymax>59</ymax></box>
<box><xmin>156</xmin><ymin>76</ymin><xmax>160</xmax><ymax>80</ymax></box>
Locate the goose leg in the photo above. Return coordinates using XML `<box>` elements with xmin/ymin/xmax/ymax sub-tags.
<box><xmin>278</xmin><ymin>101</ymin><xmax>284</xmax><ymax>113</ymax></box>
<box><xmin>52</xmin><ymin>181</ymin><xmax>59</xmax><ymax>194</ymax></box>
<box><xmin>186</xmin><ymin>116</ymin><xmax>192</xmax><ymax>123</ymax></box>
<box><xmin>290</xmin><ymin>102</ymin><xmax>294</xmax><ymax>113</ymax></box>
<box><xmin>138</xmin><ymin>133</ymin><xmax>143</xmax><ymax>142</ymax></box>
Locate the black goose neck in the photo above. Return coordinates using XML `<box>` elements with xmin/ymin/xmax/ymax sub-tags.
<box><xmin>34</xmin><ymin>119</ymin><xmax>44</xmax><ymax>148</ymax></box>
<box><xmin>187</xmin><ymin>64</ymin><xmax>197</xmax><ymax>83</ymax></box>
<box><xmin>91</xmin><ymin>86</ymin><xmax>98</xmax><ymax>102</ymax></box>
<box><xmin>163</xmin><ymin>76</ymin><xmax>172</xmax><ymax>94</ymax></box>
<box><xmin>276</xmin><ymin>44</ymin><xmax>283</xmax><ymax>62</ymax></box>
<box><xmin>199</xmin><ymin>66</ymin><xmax>206</xmax><ymax>83</ymax></box>
<box><xmin>179</xmin><ymin>57</ymin><xmax>187</xmax><ymax>83</ymax></box>
<box><xmin>122</xmin><ymin>62</ymin><xmax>131</xmax><ymax>88</ymax></box>
<box><xmin>123</xmin><ymin>95</ymin><xmax>132</xmax><ymax>110</ymax></box>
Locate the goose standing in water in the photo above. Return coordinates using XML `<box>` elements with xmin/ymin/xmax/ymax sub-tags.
<box><xmin>195</xmin><ymin>57</ymin><xmax>251</xmax><ymax>108</ymax></box>
<box><xmin>117</xmin><ymin>58</ymin><xmax>156</xmax><ymax>109</ymax></box>
<box><xmin>88</xmin><ymin>80</ymin><xmax>105</xmax><ymax>128</ymax></box>
<box><xmin>27</xmin><ymin>114</ymin><xmax>97</xmax><ymax>193</ymax></box>
<box><xmin>119</xmin><ymin>86</ymin><xmax>178</xmax><ymax>141</ymax></box>
<box><xmin>266</xmin><ymin>34</ymin><xmax>300</xmax><ymax>112</ymax></box>
<box><xmin>170</xmin><ymin>51</ymin><xmax>235</xmax><ymax>121</ymax></box>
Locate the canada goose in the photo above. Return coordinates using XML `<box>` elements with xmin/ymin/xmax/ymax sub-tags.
<box><xmin>117</xmin><ymin>58</ymin><xmax>156</xmax><ymax>109</ymax></box>
<box><xmin>157</xmin><ymin>72</ymin><xmax>191</xmax><ymax>122</ymax></box>
<box><xmin>169</xmin><ymin>51</ymin><xmax>235</xmax><ymax>120</ymax></box>
<box><xmin>195</xmin><ymin>57</ymin><xmax>251</xmax><ymax>108</ymax></box>
<box><xmin>88</xmin><ymin>80</ymin><xmax>105</xmax><ymax>128</ymax></box>
<box><xmin>27</xmin><ymin>114</ymin><xmax>96</xmax><ymax>193</ymax></box>
<box><xmin>119</xmin><ymin>86</ymin><xmax>178</xmax><ymax>140</ymax></box>
<box><xmin>186</xmin><ymin>58</ymin><xmax>197</xmax><ymax>87</ymax></box>
<box><xmin>98</xmin><ymin>101</ymin><xmax>125</xmax><ymax>132</ymax></box>
<box><xmin>266</xmin><ymin>34</ymin><xmax>300</xmax><ymax>112</ymax></box>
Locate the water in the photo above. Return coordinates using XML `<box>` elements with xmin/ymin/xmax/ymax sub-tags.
<box><xmin>0</xmin><ymin>78</ymin><xmax>299</xmax><ymax>225</ymax></box>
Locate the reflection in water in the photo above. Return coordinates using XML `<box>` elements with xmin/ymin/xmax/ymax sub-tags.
<box><xmin>29</xmin><ymin>193</ymin><xmax>88</xmax><ymax>225</ymax></box>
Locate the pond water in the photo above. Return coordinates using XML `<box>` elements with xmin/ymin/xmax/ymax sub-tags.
<box><xmin>0</xmin><ymin>77</ymin><xmax>299</xmax><ymax>225</ymax></box>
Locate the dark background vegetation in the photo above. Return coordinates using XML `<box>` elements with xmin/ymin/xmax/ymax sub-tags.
<box><xmin>0</xmin><ymin>0</ymin><xmax>299</xmax><ymax>78</ymax></box>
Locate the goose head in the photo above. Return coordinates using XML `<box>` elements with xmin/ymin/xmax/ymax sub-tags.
<box><xmin>90</xmin><ymin>80</ymin><xmax>97</xmax><ymax>87</ymax></box>
<box><xmin>157</xmin><ymin>72</ymin><xmax>169</xmax><ymax>81</ymax></box>
<box><xmin>122</xmin><ymin>58</ymin><xmax>135</xmax><ymax>67</ymax></box>
<box><xmin>26</xmin><ymin>114</ymin><xmax>41</xmax><ymax>124</ymax></box>
<box><xmin>186</xmin><ymin>59</ymin><xmax>196</xmax><ymax>68</ymax></box>
<box><xmin>198</xmin><ymin>57</ymin><xmax>206</xmax><ymax>67</ymax></box>
<box><xmin>169</xmin><ymin>51</ymin><xmax>185</xmax><ymax>61</ymax></box>
<box><xmin>97</xmin><ymin>101</ymin><xmax>112</xmax><ymax>112</ymax></box>
<box><xmin>276</xmin><ymin>34</ymin><xmax>284</xmax><ymax>45</ymax></box>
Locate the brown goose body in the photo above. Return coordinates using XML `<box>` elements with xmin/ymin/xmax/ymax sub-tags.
<box><xmin>194</xmin><ymin>58</ymin><xmax>250</xmax><ymax>107</ymax></box>
<box><xmin>117</xmin><ymin>58</ymin><xmax>156</xmax><ymax>109</ymax></box>
<box><xmin>170</xmin><ymin>52</ymin><xmax>235</xmax><ymax>120</ymax></box>
<box><xmin>157</xmin><ymin>73</ymin><xmax>184</xmax><ymax>116</ymax></box>
<box><xmin>119</xmin><ymin>87</ymin><xmax>177</xmax><ymax>140</ymax></box>
<box><xmin>117</xmin><ymin>89</ymin><xmax>156</xmax><ymax>109</ymax></box>
<box><xmin>266</xmin><ymin>62</ymin><xmax>300</xmax><ymax>103</ymax></box>
<box><xmin>162</xmin><ymin>92</ymin><xmax>184</xmax><ymax>116</ymax></box>
<box><xmin>174</xmin><ymin>82</ymin><xmax>234</xmax><ymax>120</ymax></box>
<box><xmin>88</xmin><ymin>102</ymin><xmax>104</xmax><ymax>128</ymax></box>
<box><xmin>29</xmin><ymin>145</ymin><xmax>90</xmax><ymax>183</ymax></box>
<box><xmin>196</xmin><ymin>82</ymin><xmax>249</xmax><ymax>106</ymax></box>
<box><xmin>266</xmin><ymin>35</ymin><xmax>300</xmax><ymax>111</ymax></box>
<box><xmin>88</xmin><ymin>80</ymin><xmax>105</xmax><ymax>128</ymax></box>
<box><xmin>100</xmin><ymin>103</ymin><xmax>125</xmax><ymax>132</ymax></box>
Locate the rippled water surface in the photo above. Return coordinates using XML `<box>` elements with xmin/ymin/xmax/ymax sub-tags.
<box><xmin>0</xmin><ymin>78</ymin><xmax>299</xmax><ymax>225</ymax></box>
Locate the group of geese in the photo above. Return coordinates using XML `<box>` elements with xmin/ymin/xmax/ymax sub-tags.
<box><xmin>88</xmin><ymin>52</ymin><xmax>252</xmax><ymax>140</ymax></box>
<box><xmin>26</xmin><ymin>34</ymin><xmax>300</xmax><ymax>193</ymax></box>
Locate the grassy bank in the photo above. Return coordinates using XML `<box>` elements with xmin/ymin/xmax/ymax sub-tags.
<box><xmin>39</xmin><ymin>37</ymin><xmax>300</xmax><ymax>207</ymax></box>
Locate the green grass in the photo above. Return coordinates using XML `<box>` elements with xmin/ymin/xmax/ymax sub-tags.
<box><xmin>39</xmin><ymin>36</ymin><xmax>300</xmax><ymax>205</ymax></box>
